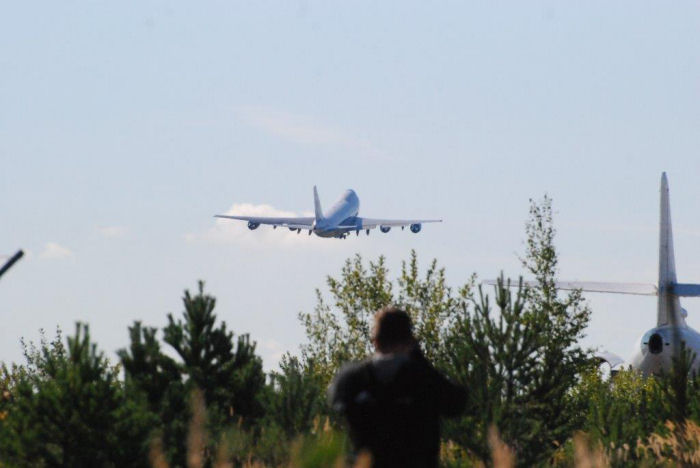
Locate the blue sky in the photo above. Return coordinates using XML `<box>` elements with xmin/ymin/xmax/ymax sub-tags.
<box><xmin>2</xmin><ymin>1</ymin><xmax>700</xmax><ymax>369</ymax></box>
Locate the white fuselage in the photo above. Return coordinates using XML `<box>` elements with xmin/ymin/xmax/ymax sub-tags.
<box><xmin>631</xmin><ymin>323</ymin><xmax>700</xmax><ymax>375</ymax></box>
<box><xmin>314</xmin><ymin>190</ymin><xmax>360</xmax><ymax>238</ymax></box>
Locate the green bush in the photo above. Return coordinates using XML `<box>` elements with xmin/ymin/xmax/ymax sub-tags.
<box><xmin>0</xmin><ymin>325</ymin><xmax>155</xmax><ymax>467</ymax></box>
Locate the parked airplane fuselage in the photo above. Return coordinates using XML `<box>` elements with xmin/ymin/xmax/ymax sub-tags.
<box><xmin>631</xmin><ymin>324</ymin><xmax>700</xmax><ymax>375</ymax></box>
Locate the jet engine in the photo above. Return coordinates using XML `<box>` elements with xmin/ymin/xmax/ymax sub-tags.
<box><xmin>648</xmin><ymin>333</ymin><xmax>664</xmax><ymax>354</ymax></box>
<box><xmin>380</xmin><ymin>226</ymin><xmax>391</xmax><ymax>233</ymax></box>
<box><xmin>247</xmin><ymin>221</ymin><xmax>260</xmax><ymax>230</ymax></box>
<box><xmin>410</xmin><ymin>223</ymin><xmax>421</xmax><ymax>233</ymax></box>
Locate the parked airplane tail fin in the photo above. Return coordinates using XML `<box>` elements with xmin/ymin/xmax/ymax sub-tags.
<box><xmin>658</xmin><ymin>172</ymin><xmax>684</xmax><ymax>327</ymax></box>
<box><xmin>486</xmin><ymin>173</ymin><xmax>689</xmax><ymax>331</ymax></box>
<box><xmin>313</xmin><ymin>186</ymin><xmax>324</xmax><ymax>220</ymax></box>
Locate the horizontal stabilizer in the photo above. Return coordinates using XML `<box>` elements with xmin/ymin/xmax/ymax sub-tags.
<box><xmin>482</xmin><ymin>280</ymin><xmax>658</xmax><ymax>296</ymax></box>
<box><xmin>670</xmin><ymin>283</ymin><xmax>700</xmax><ymax>297</ymax></box>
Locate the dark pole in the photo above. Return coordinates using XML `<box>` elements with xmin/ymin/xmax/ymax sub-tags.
<box><xmin>0</xmin><ymin>250</ymin><xmax>24</xmax><ymax>279</ymax></box>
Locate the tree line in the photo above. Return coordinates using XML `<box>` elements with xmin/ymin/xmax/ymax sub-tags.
<box><xmin>2</xmin><ymin>197</ymin><xmax>700</xmax><ymax>467</ymax></box>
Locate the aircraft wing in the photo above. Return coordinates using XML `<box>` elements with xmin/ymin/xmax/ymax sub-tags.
<box><xmin>214</xmin><ymin>214</ymin><xmax>315</xmax><ymax>229</ymax></box>
<box><xmin>350</xmin><ymin>218</ymin><xmax>442</xmax><ymax>229</ymax></box>
<box><xmin>482</xmin><ymin>280</ymin><xmax>658</xmax><ymax>296</ymax></box>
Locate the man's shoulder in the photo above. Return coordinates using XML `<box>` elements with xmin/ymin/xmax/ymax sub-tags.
<box><xmin>328</xmin><ymin>359</ymin><xmax>376</xmax><ymax>411</ymax></box>
<box><xmin>334</xmin><ymin>359</ymin><xmax>374</xmax><ymax>385</ymax></box>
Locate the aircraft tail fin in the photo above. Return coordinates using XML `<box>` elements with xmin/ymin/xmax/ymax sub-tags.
<box><xmin>486</xmin><ymin>174</ymin><xmax>688</xmax><ymax>329</ymax></box>
<box><xmin>658</xmin><ymin>172</ymin><xmax>684</xmax><ymax>326</ymax></box>
<box><xmin>313</xmin><ymin>186</ymin><xmax>324</xmax><ymax>220</ymax></box>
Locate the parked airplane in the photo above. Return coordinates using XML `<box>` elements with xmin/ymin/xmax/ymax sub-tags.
<box><xmin>215</xmin><ymin>187</ymin><xmax>441</xmax><ymax>239</ymax></box>
<box><xmin>486</xmin><ymin>173</ymin><xmax>700</xmax><ymax>375</ymax></box>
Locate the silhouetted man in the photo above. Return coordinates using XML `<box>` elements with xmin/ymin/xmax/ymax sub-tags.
<box><xmin>328</xmin><ymin>307</ymin><xmax>467</xmax><ymax>468</ymax></box>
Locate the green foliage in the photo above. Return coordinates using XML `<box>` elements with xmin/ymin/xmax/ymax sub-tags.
<box><xmin>299</xmin><ymin>250</ymin><xmax>465</xmax><ymax>387</ymax></box>
<box><xmin>299</xmin><ymin>254</ymin><xmax>392</xmax><ymax>386</ymax></box>
<box><xmin>397</xmin><ymin>253</ymin><xmax>466</xmax><ymax>367</ymax></box>
<box><xmin>162</xmin><ymin>282</ymin><xmax>265</xmax><ymax>421</ymax></box>
<box><xmin>297</xmin><ymin>197</ymin><xmax>594</xmax><ymax>466</ymax></box>
<box><xmin>118</xmin><ymin>280</ymin><xmax>266</xmax><ymax>467</ymax></box>
<box><xmin>444</xmin><ymin>278</ymin><xmax>530</xmax><ymax>462</ymax></box>
<box><xmin>660</xmin><ymin>341</ymin><xmax>698</xmax><ymax>424</ymax></box>
<box><xmin>264</xmin><ymin>354</ymin><xmax>325</xmax><ymax>438</ymax></box>
<box><xmin>288</xmin><ymin>430</ymin><xmax>348</xmax><ymax>468</ymax></box>
<box><xmin>118</xmin><ymin>321</ymin><xmax>188</xmax><ymax>467</ymax></box>
<box><xmin>214</xmin><ymin>423</ymin><xmax>348</xmax><ymax>468</ymax></box>
<box><xmin>566</xmin><ymin>344</ymin><xmax>700</xmax><ymax>466</ymax></box>
<box><xmin>571</xmin><ymin>368</ymin><xmax>661</xmax><ymax>460</ymax></box>
<box><xmin>10</xmin><ymin>195</ymin><xmax>700</xmax><ymax>466</ymax></box>
<box><xmin>119</xmin><ymin>321</ymin><xmax>181</xmax><ymax>411</ymax></box>
<box><xmin>0</xmin><ymin>325</ymin><xmax>155</xmax><ymax>467</ymax></box>
<box><xmin>163</xmin><ymin>281</ymin><xmax>266</xmax><ymax>422</ymax></box>
<box><xmin>444</xmin><ymin>196</ymin><xmax>594</xmax><ymax>466</ymax></box>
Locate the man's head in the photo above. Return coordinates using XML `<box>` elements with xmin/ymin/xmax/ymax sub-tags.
<box><xmin>371</xmin><ymin>306</ymin><xmax>416</xmax><ymax>354</ymax></box>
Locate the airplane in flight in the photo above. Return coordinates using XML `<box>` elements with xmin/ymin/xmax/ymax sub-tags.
<box><xmin>214</xmin><ymin>186</ymin><xmax>441</xmax><ymax>239</ymax></box>
<box><xmin>486</xmin><ymin>173</ymin><xmax>700</xmax><ymax>375</ymax></box>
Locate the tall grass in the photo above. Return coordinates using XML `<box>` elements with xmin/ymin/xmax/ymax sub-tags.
<box><xmin>147</xmin><ymin>390</ymin><xmax>700</xmax><ymax>467</ymax></box>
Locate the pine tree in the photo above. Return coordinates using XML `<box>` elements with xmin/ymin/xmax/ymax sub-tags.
<box><xmin>118</xmin><ymin>281</ymin><xmax>266</xmax><ymax>466</ymax></box>
<box><xmin>163</xmin><ymin>281</ymin><xmax>265</xmax><ymax>423</ymax></box>
<box><xmin>265</xmin><ymin>354</ymin><xmax>325</xmax><ymax>437</ymax></box>
<box><xmin>0</xmin><ymin>324</ymin><xmax>154</xmax><ymax>467</ymax></box>
<box><xmin>444</xmin><ymin>196</ymin><xmax>593</xmax><ymax>466</ymax></box>
<box><xmin>119</xmin><ymin>321</ymin><xmax>181</xmax><ymax>411</ymax></box>
<box><xmin>118</xmin><ymin>322</ymin><xmax>187</xmax><ymax>466</ymax></box>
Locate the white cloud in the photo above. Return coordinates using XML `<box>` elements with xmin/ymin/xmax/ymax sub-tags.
<box><xmin>236</xmin><ymin>106</ymin><xmax>385</xmax><ymax>159</ymax></box>
<box><xmin>40</xmin><ymin>242</ymin><xmax>73</xmax><ymax>259</ymax></box>
<box><xmin>97</xmin><ymin>225</ymin><xmax>129</xmax><ymax>238</ymax></box>
<box><xmin>185</xmin><ymin>203</ymin><xmax>345</xmax><ymax>248</ymax></box>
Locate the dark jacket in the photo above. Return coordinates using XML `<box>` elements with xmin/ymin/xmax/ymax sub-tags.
<box><xmin>328</xmin><ymin>348</ymin><xmax>466</xmax><ymax>468</ymax></box>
